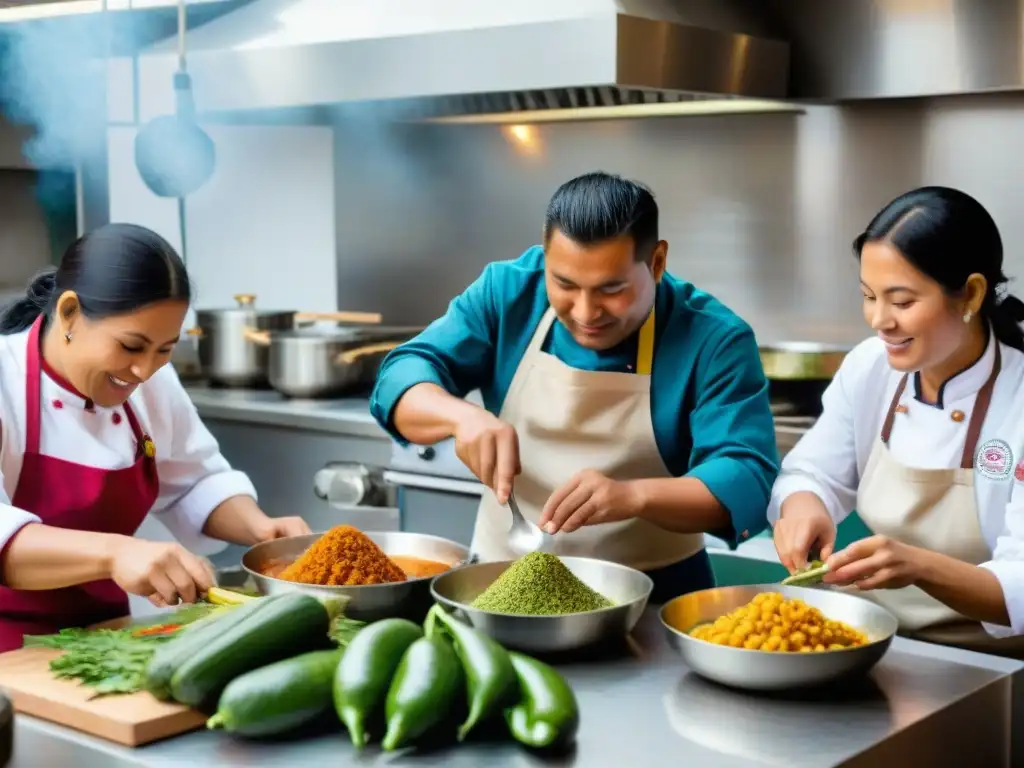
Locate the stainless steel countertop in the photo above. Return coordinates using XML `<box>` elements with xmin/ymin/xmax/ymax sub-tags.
<box><xmin>185</xmin><ymin>385</ymin><xmax>386</xmax><ymax>439</ymax></box>
<box><xmin>10</xmin><ymin>609</ymin><xmax>1022</xmax><ymax>767</ymax></box>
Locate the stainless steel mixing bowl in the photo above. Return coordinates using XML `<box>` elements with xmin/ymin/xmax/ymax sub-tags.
<box><xmin>241</xmin><ymin>531</ymin><xmax>469</xmax><ymax>622</ymax></box>
<box><xmin>429</xmin><ymin>556</ymin><xmax>653</xmax><ymax>653</ymax></box>
<box><xmin>660</xmin><ymin>584</ymin><xmax>898</xmax><ymax>691</ymax></box>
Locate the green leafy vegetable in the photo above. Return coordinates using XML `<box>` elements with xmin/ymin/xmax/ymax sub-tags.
<box><xmin>22</xmin><ymin>602</ymin><xmax>225</xmax><ymax>697</ymax></box>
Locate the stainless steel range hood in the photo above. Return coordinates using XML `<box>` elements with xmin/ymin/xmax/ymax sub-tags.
<box><xmin>136</xmin><ymin>0</ymin><xmax>791</xmax><ymax>120</ymax></box>
<box><xmin>765</xmin><ymin>0</ymin><xmax>1024</xmax><ymax>101</ymax></box>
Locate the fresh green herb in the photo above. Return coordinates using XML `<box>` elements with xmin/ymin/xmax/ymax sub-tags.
<box><xmin>471</xmin><ymin>552</ymin><xmax>613</xmax><ymax>615</ymax></box>
<box><xmin>22</xmin><ymin>602</ymin><xmax>225</xmax><ymax>697</ymax></box>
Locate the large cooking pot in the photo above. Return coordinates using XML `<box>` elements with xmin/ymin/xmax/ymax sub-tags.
<box><xmin>188</xmin><ymin>294</ymin><xmax>384</xmax><ymax>388</ymax></box>
<box><xmin>246</xmin><ymin>325</ymin><xmax>420</xmax><ymax>398</ymax></box>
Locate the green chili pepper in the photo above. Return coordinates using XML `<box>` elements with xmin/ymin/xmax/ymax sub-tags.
<box><xmin>381</xmin><ymin>635</ymin><xmax>464</xmax><ymax>751</ymax></box>
<box><xmin>425</xmin><ymin>605</ymin><xmax>518</xmax><ymax>741</ymax></box>
<box><xmin>504</xmin><ymin>652</ymin><xmax>579</xmax><ymax>750</ymax></box>
<box><xmin>333</xmin><ymin>618</ymin><xmax>422</xmax><ymax>748</ymax></box>
<box><xmin>780</xmin><ymin>559</ymin><xmax>829</xmax><ymax>587</ymax></box>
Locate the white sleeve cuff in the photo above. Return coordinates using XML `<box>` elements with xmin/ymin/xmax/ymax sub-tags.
<box><xmin>0</xmin><ymin>505</ymin><xmax>41</xmax><ymax>555</ymax></box>
<box><xmin>155</xmin><ymin>471</ymin><xmax>257</xmax><ymax>556</ymax></box>
<box><xmin>979</xmin><ymin>559</ymin><xmax>1024</xmax><ymax>637</ymax></box>
<box><xmin>768</xmin><ymin>473</ymin><xmax>848</xmax><ymax>526</ymax></box>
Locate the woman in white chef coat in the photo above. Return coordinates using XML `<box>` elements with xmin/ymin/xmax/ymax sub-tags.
<box><xmin>0</xmin><ymin>223</ymin><xmax>310</xmax><ymax>652</ymax></box>
<box><xmin>770</xmin><ymin>186</ymin><xmax>1024</xmax><ymax>656</ymax></box>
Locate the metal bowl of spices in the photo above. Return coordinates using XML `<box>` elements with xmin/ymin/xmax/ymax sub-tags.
<box><xmin>430</xmin><ymin>554</ymin><xmax>653</xmax><ymax>653</ymax></box>
<box><xmin>660</xmin><ymin>584</ymin><xmax>897</xmax><ymax>691</ymax></box>
<box><xmin>242</xmin><ymin>531</ymin><xmax>469</xmax><ymax>623</ymax></box>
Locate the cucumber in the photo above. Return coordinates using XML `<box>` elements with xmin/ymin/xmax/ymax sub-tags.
<box><xmin>170</xmin><ymin>593</ymin><xmax>333</xmax><ymax>707</ymax></box>
<box><xmin>145</xmin><ymin>598</ymin><xmax>270</xmax><ymax>700</ymax></box>
<box><xmin>207</xmin><ymin>649</ymin><xmax>343</xmax><ymax>737</ymax></box>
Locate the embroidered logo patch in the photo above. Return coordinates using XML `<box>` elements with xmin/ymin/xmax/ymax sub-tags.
<box><xmin>1014</xmin><ymin>458</ymin><xmax>1024</xmax><ymax>483</ymax></box>
<box><xmin>976</xmin><ymin>438</ymin><xmax>1013</xmax><ymax>480</ymax></box>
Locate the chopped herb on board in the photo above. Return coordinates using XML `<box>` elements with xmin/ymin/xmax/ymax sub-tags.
<box><xmin>22</xmin><ymin>602</ymin><xmax>226</xmax><ymax>697</ymax></box>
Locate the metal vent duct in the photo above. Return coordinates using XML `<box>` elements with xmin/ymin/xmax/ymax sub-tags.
<box><xmin>132</xmin><ymin>0</ymin><xmax>791</xmax><ymax>117</ymax></box>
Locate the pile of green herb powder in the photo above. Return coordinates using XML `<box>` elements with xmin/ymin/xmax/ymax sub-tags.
<box><xmin>471</xmin><ymin>552</ymin><xmax>613</xmax><ymax>615</ymax></box>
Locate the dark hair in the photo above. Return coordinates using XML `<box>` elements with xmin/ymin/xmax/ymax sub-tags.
<box><xmin>542</xmin><ymin>171</ymin><xmax>659</xmax><ymax>260</ymax></box>
<box><xmin>0</xmin><ymin>223</ymin><xmax>191</xmax><ymax>335</ymax></box>
<box><xmin>853</xmin><ymin>185</ymin><xmax>1024</xmax><ymax>351</ymax></box>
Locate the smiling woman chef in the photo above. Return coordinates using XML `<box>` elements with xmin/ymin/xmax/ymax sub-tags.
<box><xmin>0</xmin><ymin>223</ymin><xmax>310</xmax><ymax>652</ymax></box>
<box><xmin>771</xmin><ymin>186</ymin><xmax>1024</xmax><ymax>656</ymax></box>
<box><xmin>371</xmin><ymin>172</ymin><xmax>779</xmax><ymax>603</ymax></box>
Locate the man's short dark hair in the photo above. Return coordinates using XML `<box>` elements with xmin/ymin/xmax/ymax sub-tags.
<box><xmin>542</xmin><ymin>171</ymin><xmax>659</xmax><ymax>261</ymax></box>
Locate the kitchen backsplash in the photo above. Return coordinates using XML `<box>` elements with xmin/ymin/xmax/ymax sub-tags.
<box><xmin>331</xmin><ymin>92</ymin><xmax>1024</xmax><ymax>346</ymax></box>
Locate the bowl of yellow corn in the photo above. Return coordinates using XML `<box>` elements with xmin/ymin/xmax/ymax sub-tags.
<box><xmin>660</xmin><ymin>584</ymin><xmax>898</xmax><ymax>690</ymax></box>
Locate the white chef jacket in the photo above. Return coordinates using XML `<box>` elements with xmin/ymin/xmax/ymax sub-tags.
<box><xmin>768</xmin><ymin>331</ymin><xmax>1024</xmax><ymax>637</ymax></box>
<box><xmin>0</xmin><ymin>328</ymin><xmax>256</xmax><ymax>557</ymax></box>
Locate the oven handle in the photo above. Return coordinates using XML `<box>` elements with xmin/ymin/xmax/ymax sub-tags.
<box><xmin>382</xmin><ymin>470</ymin><xmax>485</xmax><ymax>497</ymax></box>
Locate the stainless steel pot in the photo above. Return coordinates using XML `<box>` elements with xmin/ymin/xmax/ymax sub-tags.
<box><xmin>246</xmin><ymin>326</ymin><xmax>418</xmax><ymax>398</ymax></box>
<box><xmin>188</xmin><ymin>294</ymin><xmax>384</xmax><ymax>388</ymax></box>
<box><xmin>759</xmin><ymin>342</ymin><xmax>851</xmax><ymax>381</ymax></box>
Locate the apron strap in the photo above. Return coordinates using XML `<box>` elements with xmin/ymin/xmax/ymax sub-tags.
<box><xmin>121</xmin><ymin>401</ymin><xmax>154</xmax><ymax>460</ymax></box>
<box><xmin>880</xmin><ymin>342</ymin><xmax>1002</xmax><ymax>470</ymax></box>
<box><xmin>960</xmin><ymin>342</ymin><xmax>1001</xmax><ymax>469</ymax></box>
<box><xmin>879</xmin><ymin>374</ymin><xmax>909</xmax><ymax>446</ymax></box>
<box><xmin>525</xmin><ymin>308</ymin><xmax>559</xmax><ymax>357</ymax></box>
<box><xmin>23</xmin><ymin>318</ymin><xmax>44</xmax><ymax>455</ymax></box>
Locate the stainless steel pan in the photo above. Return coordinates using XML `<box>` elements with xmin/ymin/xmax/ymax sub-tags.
<box><xmin>759</xmin><ymin>342</ymin><xmax>851</xmax><ymax>381</ymax></box>
<box><xmin>245</xmin><ymin>326</ymin><xmax>419</xmax><ymax>398</ymax></box>
<box><xmin>188</xmin><ymin>294</ymin><xmax>384</xmax><ymax>388</ymax></box>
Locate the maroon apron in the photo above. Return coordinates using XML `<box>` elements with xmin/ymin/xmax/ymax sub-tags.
<box><xmin>0</xmin><ymin>317</ymin><xmax>159</xmax><ymax>651</ymax></box>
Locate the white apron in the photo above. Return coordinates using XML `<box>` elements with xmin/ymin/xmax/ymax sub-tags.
<box><xmin>856</xmin><ymin>345</ymin><xmax>1024</xmax><ymax>656</ymax></box>
<box><xmin>469</xmin><ymin>307</ymin><xmax>705</xmax><ymax>570</ymax></box>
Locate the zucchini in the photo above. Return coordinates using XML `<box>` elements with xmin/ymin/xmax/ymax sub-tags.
<box><xmin>170</xmin><ymin>593</ymin><xmax>333</xmax><ymax>707</ymax></box>
<box><xmin>333</xmin><ymin>618</ymin><xmax>423</xmax><ymax>748</ymax></box>
<box><xmin>207</xmin><ymin>649</ymin><xmax>343</xmax><ymax>737</ymax></box>
<box><xmin>145</xmin><ymin>598</ymin><xmax>268</xmax><ymax>700</ymax></box>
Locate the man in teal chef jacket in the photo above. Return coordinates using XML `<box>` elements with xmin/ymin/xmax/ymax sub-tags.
<box><xmin>370</xmin><ymin>171</ymin><xmax>779</xmax><ymax>602</ymax></box>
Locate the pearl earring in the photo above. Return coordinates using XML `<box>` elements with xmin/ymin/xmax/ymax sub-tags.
<box><xmin>963</xmin><ymin>312</ymin><xmax>972</xmax><ymax>324</ymax></box>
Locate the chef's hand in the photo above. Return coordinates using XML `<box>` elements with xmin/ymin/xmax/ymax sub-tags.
<box><xmin>252</xmin><ymin>516</ymin><xmax>312</xmax><ymax>542</ymax></box>
<box><xmin>823</xmin><ymin>535</ymin><xmax>922</xmax><ymax>590</ymax></box>
<box><xmin>453</xmin><ymin>409</ymin><xmax>521</xmax><ymax>504</ymax></box>
<box><xmin>109</xmin><ymin>538</ymin><xmax>214</xmax><ymax>607</ymax></box>
<box><xmin>773</xmin><ymin>494</ymin><xmax>837</xmax><ymax>572</ymax></box>
<box><xmin>538</xmin><ymin>470</ymin><xmax>641</xmax><ymax>534</ymax></box>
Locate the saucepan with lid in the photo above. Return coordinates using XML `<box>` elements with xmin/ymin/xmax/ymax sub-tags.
<box><xmin>188</xmin><ymin>294</ymin><xmax>385</xmax><ymax>388</ymax></box>
<box><xmin>244</xmin><ymin>325</ymin><xmax>422</xmax><ymax>398</ymax></box>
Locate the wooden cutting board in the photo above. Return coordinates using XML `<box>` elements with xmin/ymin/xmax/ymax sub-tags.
<box><xmin>0</xmin><ymin>618</ymin><xmax>207</xmax><ymax>747</ymax></box>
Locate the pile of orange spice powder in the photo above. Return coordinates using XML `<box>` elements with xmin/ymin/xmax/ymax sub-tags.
<box><xmin>278</xmin><ymin>525</ymin><xmax>406</xmax><ymax>586</ymax></box>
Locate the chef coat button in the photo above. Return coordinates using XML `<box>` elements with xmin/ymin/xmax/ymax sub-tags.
<box><xmin>51</xmin><ymin>399</ymin><xmax>63</xmax><ymax>410</ymax></box>
<box><xmin>951</xmin><ymin>410</ymin><xmax>966</xmax><ymax>423</ymax></box>
<box><xmin>112</xmin><ymin>412</ymin><xmax>122</xmax><ymax>425</ymax></box>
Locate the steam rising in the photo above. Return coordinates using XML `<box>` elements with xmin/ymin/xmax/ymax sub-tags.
<box><xmin>0</xmin><ymin>14</ymin><xmax>162</xmax><ymax>168</ymax></box>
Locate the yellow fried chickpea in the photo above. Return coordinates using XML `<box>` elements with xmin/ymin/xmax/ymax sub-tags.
<box><xmin>688</xmin><ymin>593</ymin><xmax>868</xmax><ymax>653</ymax></box>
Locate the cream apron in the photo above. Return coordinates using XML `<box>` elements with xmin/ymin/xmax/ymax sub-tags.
<box><xmin>856</xmin><ymin>345</ymin><xmax>1024</xmax><ymax>658</ymax></box>
<box><xmin>470</xmin><ymin>307</ymin><xmax>706</xmax><ymax>572</ymax></box>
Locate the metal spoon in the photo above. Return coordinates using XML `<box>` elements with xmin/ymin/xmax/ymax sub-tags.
<box><xmin>507</xmin><ymin>489</ymin><xmax>552</xmax><ymax>557</ymax></box>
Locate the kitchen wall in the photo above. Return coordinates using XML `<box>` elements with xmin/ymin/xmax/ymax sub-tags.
<box><xmin>0</xmin><ymin>117</ymin><xmax>68</xmax><ymax>304</ymax></box>
<box><xmin>332</xmin><ymin>92</ymin><xmax>1024</xmax><ymax>346</ymax></box>
<box><xmin>106</xmin><ymin>123</ymin><xmax>338</xmax><ymax>315</ymax></box>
